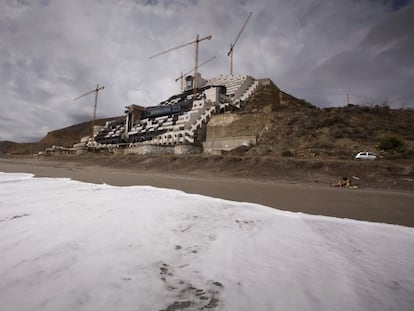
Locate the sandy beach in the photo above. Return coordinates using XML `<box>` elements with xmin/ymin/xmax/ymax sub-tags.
<box><xmin>1</xmin><ymin>156</ymin><xmax>413</xmax><ymax>227</ymax></box>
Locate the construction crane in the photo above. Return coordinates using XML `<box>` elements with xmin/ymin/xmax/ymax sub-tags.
<box><xmin>149</xmin><ymin>34</ymin><xmax>212</xmax><ymax>93</ymax></box>
<box><xmin>74</xmin><ymin>83</ymin><xmax>105</xmax><ymax>140</ymax></box>
<box><xmin>227</xmin><ymin>12</ymin><xmax>252</xmax><ymax>75</ymax></box>
<box><xmin>175</xmin><ymin>56</ymin><xmax>216</xmax><ymax>91</ymax></box>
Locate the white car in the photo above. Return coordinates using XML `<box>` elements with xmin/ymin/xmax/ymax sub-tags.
<box><xmin>354</xmin><ymin>152</ymin><xmax>377</xmax><ymax>160</ymax></box>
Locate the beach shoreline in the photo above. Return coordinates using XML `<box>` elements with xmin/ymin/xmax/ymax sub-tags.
<box><xmin>1</xmin><ymin>156</ymin><xmax>413</xmax><ymax>227</ymax></box>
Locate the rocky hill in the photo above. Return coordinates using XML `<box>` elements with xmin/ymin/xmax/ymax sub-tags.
<box><xmin>0</xmin><ymin>118</ymin><xmax>116</xmax><ymax>155</ymax></box>
<box><xmin>206</xmin><ymin>80</ymin><xmax>414</xmax><ymax>159</ymax></box>
<box><xmin>39</xmin><ymin>117</ymin><xmax>117</xmax><ymax>147</ymax></box>
<box><xmin>0</xmin><ymin>141</ymin><xmax>48</xmax><ymax>156</ymax></box>
<box><xmin>1</xmin><ymin>80</ymin><xmax>413</xmax><ymax>159</ymax></box>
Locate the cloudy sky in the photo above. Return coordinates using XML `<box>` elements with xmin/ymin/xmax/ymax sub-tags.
<box><xmin>1</xmin><ymin>0</ymin><xmax>413</xmax><ymax>142</ymax></box>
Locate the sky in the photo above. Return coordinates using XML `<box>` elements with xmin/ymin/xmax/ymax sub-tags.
<box><xmin>1</xmin><ymin>172</ymin><xmax>414</xmax><ymax>310</ymax></box>
<box><xmin>1</xmin><ymin>0</ymin><xmax>413</xmax><ymax>142</ymax></box>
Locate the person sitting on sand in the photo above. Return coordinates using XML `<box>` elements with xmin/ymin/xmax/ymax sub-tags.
<box><xmin>331</xmin><ymin>177</ymin><xmax>350</xmax><ymax>188</ymax></box>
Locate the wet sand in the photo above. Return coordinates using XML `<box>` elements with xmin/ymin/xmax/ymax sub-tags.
<box><xmin>1</xmin><ymin>157</ymin><xmax>413</xmax><ymax>227</ymax></box>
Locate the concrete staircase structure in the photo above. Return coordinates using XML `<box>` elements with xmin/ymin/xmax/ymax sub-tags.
<box><xmin>93</xmin><ymin>74</ymin><xmax>260</xmax><ymax>154</ymax></box>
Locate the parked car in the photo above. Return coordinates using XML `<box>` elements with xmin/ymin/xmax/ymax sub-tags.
<box><xmin>354</xmin><ymin>152</ymin><xmax>378</xmax><ymax>160</ymax></box>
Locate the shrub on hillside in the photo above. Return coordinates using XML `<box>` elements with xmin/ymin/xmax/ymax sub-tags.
<box><xmin>377</xmin><ymin>134</ymin><xmax>408</xmax><ymax>158</ymax></box>
<box><xmin>319</xmin><ymin>115</ymin><xmax>349</xmax><ymax>128</ymax></box>
<box><xmin>378</xmin><ymin>135</ymin><xmax>405</xmax><ymax>151</ymax></box>
<box><xmin>373</xmin><ymin>104</ymin><xmax>391</xmax><ymax>114</ymax></box>
<box><xmin>281</xmin><ymin>150</ymin><xmax>294</xmax><ymax>157</ymax></box>
<box><xmin>312</xmin><ymin>140</ymin><xmax>334</xmax><ymax>149</ymax></box>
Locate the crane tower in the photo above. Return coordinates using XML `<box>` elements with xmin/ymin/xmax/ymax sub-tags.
<box><xmin>150</xmin><ymin>34</ymin><xmax>212</xmax><ymax>93</ymax></box>
<box><xmin>74</xmin><ymin>84</ymin><xmax>105</xmax><ymax>141</ymax></box>
<box><xmin>228</xmin><ymin>12</ymin><xmax>252</xmax><ymax>75</ymax></box>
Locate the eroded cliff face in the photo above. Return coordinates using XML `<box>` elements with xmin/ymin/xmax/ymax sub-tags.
<box><xmin>206</xmin><ymin>113</ymin><xmax>268</xmax><ymax>139</ymax></box>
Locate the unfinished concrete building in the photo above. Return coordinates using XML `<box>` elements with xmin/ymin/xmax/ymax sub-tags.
<box><xmin>92</xmin><ymin>73</ymin><xmax>260</xmax><ymax>155</ymax></box>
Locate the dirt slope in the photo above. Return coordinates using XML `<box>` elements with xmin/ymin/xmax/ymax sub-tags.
<box><xmin>221</xmin><ymin>81</ymin><xmax>414</xmax><ymax>159</ymax></box>
<box><xmin>0</xmin><ymin>117</ymin><xmax>118</xmax><ymax>155</ymax></box>
<box><xmin>39</xmin><ymin>117</ymin><xmax>118</xmax><ymax>147</ymax></box>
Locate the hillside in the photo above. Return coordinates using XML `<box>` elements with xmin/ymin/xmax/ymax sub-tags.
<box><xmin>0</xmin><ymin>141</ymin><xmax>49</xmax><ymax>156</ymax></box>
<box><xmin>207</xmin><ymin>80</ymin><xmax>414</xmax><ymax>159</ymax></box>
<box><xmin>0</xmin><ymin>117</ymin><xmax>118</xmax><ymax>155</ymax></box>
<box><xmin>39</xmin><ymin>117</ymin><xmax>119</xmax><ymax>147</ymax></box>
<box><xmin>1</xmin><ymin>80</ymin><xmax>413</xmax><ymax>159</ymax></box>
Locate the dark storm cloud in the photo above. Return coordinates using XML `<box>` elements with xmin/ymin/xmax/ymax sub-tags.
<box><xmin>143</xmin><ymin>0</ymin><xmax>199</xmax><ymax>6</ymax></box>
<box><xmin>16</xmin><ymin>0</ymin><xmax>30</xmax><ymax>6</ymax></box>
<box><xmin>362</xmin><ymin>3</ymin><xmax>414</xmax><ymax>62</ymax></box>
<box><xmin>144</xmin><ymin>0</ymin><xmax>158</xmax><ymax>5</ymax></box>
<box><xmin>302</xmin><ymin>2</ymin><xmax>414</xmax><ymax>106</ymax></box>
<box><xmin>1</xmin><ymin>0</ymin><xmax>413</xmax><ymax>142</ymax></box>
<box><xmin>391</xmin><ymin>0</ymin><xmax>411</xmax><ymax>10</ymax></box>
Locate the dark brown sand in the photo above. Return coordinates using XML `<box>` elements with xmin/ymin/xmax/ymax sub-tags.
<box><xmin>1</xmin><ymin>157</ymin><xmax>413</xmax><ymax>227</ymax></box>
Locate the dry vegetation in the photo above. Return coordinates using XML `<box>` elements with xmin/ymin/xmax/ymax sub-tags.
<box><xmin>236</xmin><ymin>82</ymin><xmax>414</xmax><ymax>160</ymax></box>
